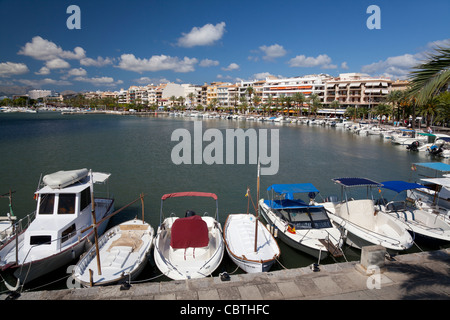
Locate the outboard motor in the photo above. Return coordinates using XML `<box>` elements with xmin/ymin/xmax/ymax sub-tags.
<box><xmin>185</xmin><ymin>210</ymin><xmax>196</xmax><ymax>217</ymax></box>
<box><xmin>429</xmin><ymin>144</ymin><xmax>443</xmax><ymax>156</ymax></box>
<box><xmin>406</xmin><ymin>141</ymin><xmax>419</xmax><ymax>151</ymax></box>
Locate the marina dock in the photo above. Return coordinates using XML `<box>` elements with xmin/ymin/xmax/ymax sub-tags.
<box><xmin>3</xmin><ymin>248</ymin><xmax>449</xmax><ymax>301</ymax></box>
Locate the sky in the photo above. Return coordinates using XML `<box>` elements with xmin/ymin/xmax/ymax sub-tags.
<box><xmin>0</xmin><ymin>0</ymin><xmax>449</xmax><ymax>93</ymax></box>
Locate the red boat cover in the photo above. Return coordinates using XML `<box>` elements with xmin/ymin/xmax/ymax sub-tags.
<box><xmin>170</xmin><ymin>215</ymin><xmax>209</xmax><ymax>249</ymax></box>
<box><xmin>161</xmin><ymin>192</ymin><xmax>218</xmax><ymax>201</ymax></box>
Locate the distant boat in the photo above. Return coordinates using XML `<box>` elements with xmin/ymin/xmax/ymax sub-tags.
<box><xmin>322</xmin><ymin>178</ymin><xmax>413</xmax><ymax>253</ymax></box>
<box><xmin>0</xmin><ymin>169</ymin><xmax>114</xmax><ymax>286</ymax></box>
<box><xmin>72</xmin><ymin>218</ymin><xmax>154</xmax><ymax>287</ymax></box>
<box><xmin>259</xmin><ymin>183</ymin><xmax>344</xmax><ymax>261</ymax></box>
<box><xmin>153</xmin><ymin>192</ymin><xmax>224</xmax><ymax>280</ymax></box>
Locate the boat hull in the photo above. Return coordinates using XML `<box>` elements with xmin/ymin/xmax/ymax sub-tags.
<box><xmin>223</xmin><ymin>214</ymin><xmax>280</xmax><ymax>273</ymax></box>
<box><xmin>154</xmin><ymin>216</ymin><xmax>224</xmax><ymax>280</ymax></box>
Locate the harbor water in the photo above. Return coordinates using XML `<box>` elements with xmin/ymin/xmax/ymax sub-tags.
<box><xmin>0</xmin><ymin>112</ymin><xmax>448</xmax><ymax>292</ymax></box>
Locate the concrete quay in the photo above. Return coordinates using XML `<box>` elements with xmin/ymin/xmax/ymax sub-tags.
<box><xmin>3</xmin><ymin>248</ymin><xmax>449</xmax><ymax>301</ymax></box>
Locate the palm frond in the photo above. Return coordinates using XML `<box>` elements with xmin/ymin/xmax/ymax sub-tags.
<box><xmin>408</xmin><ymin>45</ymin><xmax>450</xmax><ymax>105</ymax></box>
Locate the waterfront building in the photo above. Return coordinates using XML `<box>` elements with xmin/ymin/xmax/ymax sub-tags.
<box><xmin>323</xmin><ymin>73</ymin><xmax>392</xmax><ymax>112</ymax></box>
<box><xmin>28</xmin><ymin>89</ymin><xmax>52</xmax><ymax>100</ymax></box>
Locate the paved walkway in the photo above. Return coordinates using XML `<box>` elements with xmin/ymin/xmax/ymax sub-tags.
<box><xmin>2</xmin><ymin>248</ymin><xmax>449</xmax><ymax>301</ymax></box>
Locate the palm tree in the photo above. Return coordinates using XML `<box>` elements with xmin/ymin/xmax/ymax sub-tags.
<box><xmin>408</xmin><ymin>45</ymin><xmax>450</xmax><ymax>105</ymax></box>
<box><xmin>292</xmin><ymin>92</ymin><xmax>306</xmax><ymax>117</ymax></box>
<box><xmin>385</xmin><ymin>90</ymin><xmax>404</xmax><ymax>123</ymax></box>
<box><xmin>330</xmin><ymin>100</ymin><xmax>340</xmax><ymax>117</ymax></box>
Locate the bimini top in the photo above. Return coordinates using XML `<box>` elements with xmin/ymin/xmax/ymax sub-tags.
<box><xmin>161</xmin><ymin>192</ymin><xmax>218</xmax><ymax>201</ymax></box>
<box><xmin>381</xmin><ymin>180</ymin><xmax>428</xmax><ymax>193</ymax></box>
<box><xmin>332</xmin><ymin>177</ymin><xmax>383</xmax><ymax>188</ymax></box>
<box><xmin>267</xmin><ymin>183</ymin><xmax>319</xmax><ymax>195</ymax></box>
<box><xmin>414</xmin><ymin>162</ymin><xmax>450</xmax><ymax>172</ymax></box>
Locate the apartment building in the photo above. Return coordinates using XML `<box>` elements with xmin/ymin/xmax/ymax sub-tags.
<box><xmin>262</xmin><ymin>74</ymin><xmax>332</xmax><ymax>103</ymax></box>
<box><xmin>324</xmin><ymin>73</ymin><xmax>392</xmax><ymax>108</ymax></box>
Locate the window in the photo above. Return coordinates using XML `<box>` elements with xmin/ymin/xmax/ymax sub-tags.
<box><xmin>30</xmin><ymin>235</ymin><xmax>51</xmax><ymax>245</ymax></box>
<box><xmin>58</xmin><ymin>194</ymin><xmax>75</xmax><ymax>214</ymax></box>
<box><xmin>80</xmin><ymin>188</ymin><xmax>91</xmax><ymax>211</ymax></box>
<box><xmin>39</xmin><ymin>194</ymin><xmax>55</xmax><ymax>215</ymax></box>
<box><xmin>61</xmin><ymin>224</ymin><xmax>76</xmax><ymax>243</ymax></box>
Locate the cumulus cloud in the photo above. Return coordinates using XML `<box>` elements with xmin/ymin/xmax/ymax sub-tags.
<box><xmin>45</xmin><ymin>58</ymin><xmax>70</xmax><ymax>69</ymax></box>
<box><xmin>0</xmin><ymin>62</ymin><xmax>29</xmax><ymax>77</ymax></box>
<box><xmin>222</xmin><ymin>63</ymin><xmax>239</xmax><ymax>71</ymax></box>
<box><xmin>259</xmin><ymin>44</ymin><xmax>286</xmax><ymax>61</ymax></box>
<box><xmin>80</xmin><ymin>56</ymin><xmax>113</xmax><ymax>67</ymax></box>
<box><xmin>74</xmin><ymin>76</ymin><xmax>123</xmax><ymax>86</ymax></box>
<box><xmin>35</xmin><ymin>66</ymin><xmax>50</xmax><ymax>75</ymax></box>
<box><xmin>288</xmin><ymin>54</ymin><xmax>337</xmax><ymax>69</ymax></box>
<box><xmin>18</xmin><ymin>36</ymin><xmax>86</xmax><ymax>61</ymax></box>
<box><xmin>340</xmin><ymin>62</ymin><xmax>349</xmax><ymax>70</ymax></box>
<box><xmin>177</xmin><ymin>22</ymin><xmax>226</xmax><ymax>47</ymax></box>
<box><xmin>199</xmin><ymin>59</ymin><xmax>219</xmax><ymax>67</ymax></box>
<box><xmin>17</xmin><ymin>78</ymin><xmax>72</xmax><ymax>87</ymax></box>
<box><xmin>67</xmin><ymin>68</ymin><xmax>87</xmax><ymax>77</ymax></box>
<box><xmin>117</xmin><ymin>53</ymin><xmax>198</xmax><ymax>73</ymax></box>
<box><xmin>361</xmin><ymin>53</ymin><xmax>424</xmax><ymax>79</ymax></box>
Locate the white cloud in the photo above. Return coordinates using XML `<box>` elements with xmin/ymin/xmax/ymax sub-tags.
<box><xmin>259</xmin><ymin>44</ymin><xmax>286</xmax><ymax>61</ymax></box>
<box><xmin>67</xmin><ymin>68</ymin><xmax>87</xmax><ymax>77</ymax></box>
<box><xmin>222</xmin><ymin>63</ymin><xmax>239</xmax><ymax>71</ymax></box>
<box><xmin>17</xmin><ymin>78</ymin><xmax>72</xmax><ymax>87</ymax></box>
<box><xmin>288</xmin><ymin>54</ymin><xmax>337</xmax><ymax>69</ymax></box>
<box><xmin>177</xmin><ymin>22</ymin><xmax>226</xmax><ymax>47</ymax></box>
<box><xmin>45</xmin><ymin>58</ymin><xmax>70</xmax><ymax>69</ymax></box>
<box><xmin>80</xmin><ymin>56</ymin><xmax>113</xmax><ymax>67</ymax></box>
<box><xmin>252</xmin><ymin>72</ymin><xmax>275</xmax><ymax>80</ymax></box>
<box><xmin>199</xmin><ymin>59</ymin><xmax>219</xmax><ymax>67</ymax></box>
<box><xmin>361</xmin><ymin>53</ymin><xmax>423</xmax><ymax>79</ymax></box>
<box><xmin>74</xmin><ymin>76</ymin><xmax>123</xmax><ymax>86</ymax></box>
<box><xmin>340</xmin><ymin>62</ymin><xmax>349</xmax><ymax>70</ymax></box>
<box><xmin>117</xmin><ymin>53</ymin><xmax>198</xmax><ymax>73</ymax></box>
<box><xmin>35</xmin><ymin>66</ymin><xmax>50</xmax><ymax>75</ymax></box>
<box><xmin>18</xmin><ymin>36</ymin><xmax>85</xmax><ymax>61</ymax></box>
<box><xmin>134</xmin><ymin>77</ymin><xmax>170</xmax><ymax>85</ymax></box>
<box><xmin>0</xmin><ymin>62</ymin><xmax>29</xmax><ymax>77</ymax></box>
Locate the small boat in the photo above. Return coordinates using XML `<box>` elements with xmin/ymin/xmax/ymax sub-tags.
<box><xmin>224</xmin><ymin>213</ymin><xmax>280</xmax><ymax>273</ymax></box>
<box><xmin>0</xmin><ymin>191</ymin><xmax>17</xmax><ymax>247</ymax></box>
<box><xmin>224</xmin><ymin>164</ymin><xmax>280</xmax><ymax>273</ymax></box>
<box><xmin>72</xmin><ymin>218</ymin><xmax>154</xmax><ymax>287</ymax></box>
<box><xmin>0</xmin><ymin>169</ymin><xmax>114</xmax><ymax>286</ymax></box>
<box><xmin>153</xmin><ymin>192</ymin><xmax>224</xmax><ymax>280</ymax></box>
<box><xmin>259</xmin><ymin>183</ymin><xmax>344</xmax><ymax>261</ymax></box>
<box><xmin>322</xmin><ymin>178</ymin><xmax>414</xmax><ymax>253</ymax></box>
<box><xmin>378</xmin><ymin>180</ymin><xmax>450</xmax><ymax>245</ymax></box>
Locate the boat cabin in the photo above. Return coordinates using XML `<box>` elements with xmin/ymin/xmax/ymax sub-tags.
<box><xmin>22</xmin><ymin>169</ymin><xmax>109</xmax><ymax>257</ymax></box>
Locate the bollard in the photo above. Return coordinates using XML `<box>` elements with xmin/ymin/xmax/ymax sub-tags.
<box><xmin>356</xmin><ymin>245</ymin><xmax>386</xmax><ymax>275</ymax></box>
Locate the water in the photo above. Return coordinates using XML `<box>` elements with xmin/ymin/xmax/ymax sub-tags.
<box><xmin>0</xmin><ymin>112</ymin><xmax>447</xmax><ymax>291</ymax></box>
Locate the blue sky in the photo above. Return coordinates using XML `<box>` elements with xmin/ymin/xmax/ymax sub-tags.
<box><xmin>0</xmin><ymin>0</ymin><xmax>449</xmax><ymax>92</ymax></box>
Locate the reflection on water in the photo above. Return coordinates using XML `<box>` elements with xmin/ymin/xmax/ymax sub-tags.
<box><xmin>0</xmin><ymin>113</ymin><xmax>447</xmax><ymax>290</ymax></box>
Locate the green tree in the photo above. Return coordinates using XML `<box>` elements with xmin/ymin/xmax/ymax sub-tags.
<box><xmin>292</xmin><ymin>92</ymin><xmax>306</xmax><ymax>117</ymax></box>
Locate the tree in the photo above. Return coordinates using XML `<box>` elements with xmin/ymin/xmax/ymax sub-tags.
<box><xmin>330</xmin><ymin>100</ymin><xmax>340</xmax><ymax>117</ymax></box>
<box><xmin>308</xmin><ymin>94</ymin><xmax>321</xmax><ymax>117</ymax></box>
<box><xmin>385</xmin><ymin>90</ymin><xmax>405</xmax><ymax>122</ymax></box>
<box><xmin>292</xmin><ymin>92</ymin><xmax>306</xmax><ymax>117</ymax></box>
<box><xmin>408</xmin><ymin>45</ymin><xmax>450</xmax><ymax>105</ymax></box>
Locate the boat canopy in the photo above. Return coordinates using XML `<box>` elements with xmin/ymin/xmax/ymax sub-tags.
<box><xmin>381</xmin><ymin>180</ymin><xmax>428</xmax><ymax>193</ymax></box>
<box><xmin>267</xmin><ymin>183</ymin><xmax>319</xmax><ymax>196</ymax></box>
<box><xmin>264</xmin><ymin>199</ymin><xmax>322</xmax><ymax>210</ymax></box>
<box><xmin>161</xmin><ymin>192</ymin><xmax>218</xmax><ymax>201</ymax></box>
<box><xmin>414</xmin><ymin>162</ymin><xmax>450</xmax><ymax>172</ymax></box>
<box><xmin>332</xmin><ymin>177</ymin><xmax>383</xmax><ymax>188</ymax></box>
<box><xmin>170</xmin><ymin>215</ymin><xmax>209</xmax><ymax>249</ymax></box>
<box><xmin>420</xmin><ymin>178</ymin><xmax>450</xmax><ymax>188</ymax></box>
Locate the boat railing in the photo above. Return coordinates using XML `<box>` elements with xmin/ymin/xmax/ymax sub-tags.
<box><xmin>0</xmin><ymin>211</ymin><xmax>36</xmax><ymax>247</ymax></box>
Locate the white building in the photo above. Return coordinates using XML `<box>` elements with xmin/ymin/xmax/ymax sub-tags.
<box><xmin>28</xmin><ymin>89</ymin><xmax>52</xmax><ymax>100</ymax></box>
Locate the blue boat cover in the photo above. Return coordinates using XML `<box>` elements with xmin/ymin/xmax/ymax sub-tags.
<box><xmin>332</xmin><ymin>177</ymin><xmax>382</xmax><ymax>187</ymax></box>
<box><xmin>267</xmin><ymin>183</ymin><xmax>319</xmax><ymax>199</ymax></box>
<box><xmin>381</xmin><ymin>180</ymin><xmax>428</xmax><ymax>193</ymax></box>
<box><xmin>415</xmin><ymin>162</ymin><xmax>450</xmax><ymax>172</ymax></box>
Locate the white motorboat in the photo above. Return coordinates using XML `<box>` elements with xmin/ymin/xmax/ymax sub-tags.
<box><xmin>0</xmin><ymin>169</ymin><xmax>114</xmax><ymax>286</ymax></box>
<box><xmin>391</xmin><ymin>130</ymin><xmax>429</xmax><ymax>145</ymax></box>
<box><xmin>322</xmin><ymin>178</ymin><xmax>413</xmax><ymax>253</ymax></box>
<box><xmin>153</xmin><ymin>192</ymin><xmax>224</xmax><ymax>280</ymax></box>
<box><xmin>378</xmin><ymin>181</ymin><xmax>450</xmax><ymax>244</ymax></box>
<box><xmin>224</xmin><ymin>213</ymin><xmax>280</xmax><ymax>273</ymax></box>
<box><xmin>72</xmin><ymin>218</ymin><xmax>154</xmax><ymax>287</ymax></box>
<box><xmin>259</xmin><ymin>183</ymin><xmax>343</xmax><ymax>261</ymax></box>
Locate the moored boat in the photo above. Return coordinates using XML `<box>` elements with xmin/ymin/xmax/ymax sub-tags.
<box><xmin>153</xmin><ymin>192</ymin><xmax>224</xmax><ymax>280</ymax></box>
<box><xmin>72</xmin><ymin>218</ymin><xmax>154</xmax><ymax>287</ymax></box>
<box><xmin>0</xmin><ymin>169</ymin><xmax>114</xmax><ymax>286</ymax></box>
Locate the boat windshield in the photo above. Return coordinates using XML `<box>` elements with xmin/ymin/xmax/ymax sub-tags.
<box><xmin>39</xmin><ymin>194</ymin><xmax>55</xmax><ymax>215</ymax></box>
<box><xmin>279</xmin><ymin>207</ymin><xmax>332</xmax><ymax>229</ymax></box>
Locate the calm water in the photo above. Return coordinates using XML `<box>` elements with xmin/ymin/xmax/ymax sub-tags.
<box><xmin>0</xmin><ymin>112</ymin><xmax>447</xmax><ymax>291</ymax></box>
